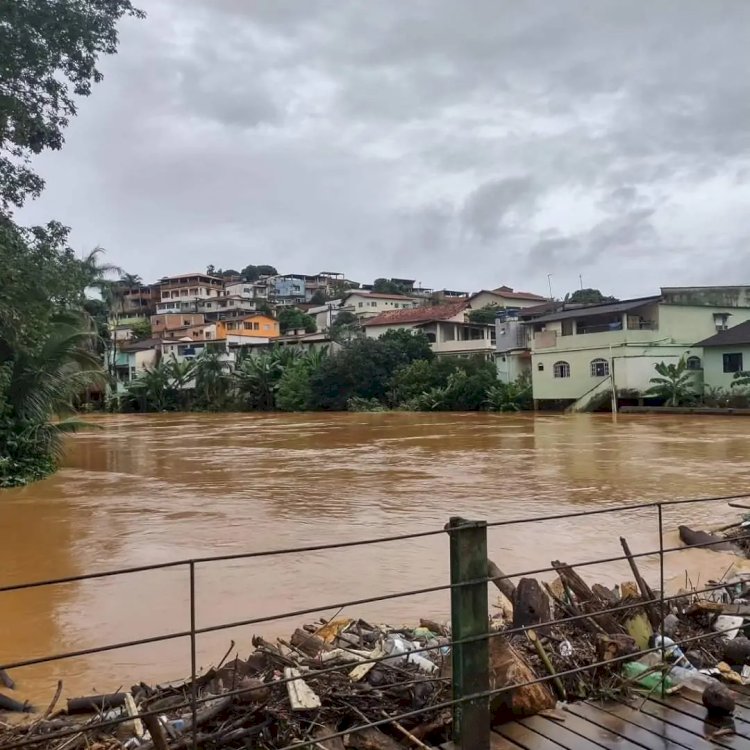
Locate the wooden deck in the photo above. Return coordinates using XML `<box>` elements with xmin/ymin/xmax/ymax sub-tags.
<box><xmin>446</xmin><ymin>686</ymin><xmax>750</xmax><ymax>749</ymax></box>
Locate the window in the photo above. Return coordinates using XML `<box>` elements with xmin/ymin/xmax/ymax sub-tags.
<box><xmin>553</xmin><ymin>361</ymin><xmax>571</xmax><ymax>378</ymax></box>
<box><xmin>723</xmin><ymin>352</ymin><xmax>743</xmax><ymax>373</ymax></box>
<box><xmin>714</xmin><ymin>312</ymin><xmax>730</xmax><ymax>331</ymax></box>
<box><xmin>590</xmin><ymin>358</ymin><xmax>609</xmax><ymax>377</ymax></box>
<box><xmin>371</xmin><ymin>301</ymin><xmax>377</xmax><ymax>307</ymax></box>
<box><xmin>561</xmin><ymin>319</ymin><xmax>574</xmax><ymax>336</ymax></box>
<box><xmin>358</xmin><ymin>302</ymin><xmax>363</xmax><ymax>308</ymax></box>
<box><xmin>686</xmin><ymin>356</ymin><xmax>702</xmax><ymax>371</ymax></box>
<box><xmin>537</xmin><ymin>363</ymin><xmax>544</xmax><ymax>371</ymax></box>
<box><xmin>254</xmin><ymin>322</ymin><xmax>260</xmax><ymax>331</ymax></box>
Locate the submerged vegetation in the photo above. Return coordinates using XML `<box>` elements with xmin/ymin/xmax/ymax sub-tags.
<box><xmin>118</xmin><ymin>329</ymin><xmax>532</xmax><ymax>415</ymax></box>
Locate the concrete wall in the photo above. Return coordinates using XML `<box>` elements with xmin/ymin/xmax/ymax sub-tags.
<box><xmin>703</xmin><ymin>346</ymin><xmax>750</xmax><ymax>390</ymax></box>
<box><xmin>344</xmin><ymin>293</ymin><xmax>420</xmax><ymax>318</ymax></box>
<box><xmin>496</xmin><ymin>352</ymin><xmax>531</xmax><ymax>383</ymax></box>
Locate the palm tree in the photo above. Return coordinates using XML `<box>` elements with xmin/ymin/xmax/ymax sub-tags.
<box><xmin>119</xmin><ymin>272</ymin><xmax>143</xmax><ymax>288</ymax></box>
<box><xmin>646</xmin><ymin>358</ymin><xmax>696</xmax><ymax>406</ymax></box>
<box><xmin>79</xmin><ymin>247</ymin><xmax>123</xmax><ymax>308</ymax></box>
<box><xmin>126</xmin><ymin>359</ymin><xmax>175</xmax><ymax>411</ymax></box>
<box><xmin>194</xmin><ymin>350</ymin><xmax>228</xmax><ymax>410</ymax></box>
<box><xmin>0</xmin><ymin>315</ymin><xmax>105</xmax><ymax>487</ymax></box>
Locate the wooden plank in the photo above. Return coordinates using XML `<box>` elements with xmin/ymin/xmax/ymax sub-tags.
<box><xmin>495</xmin><ymin>722</ymin><xmax>569</xmax><ymax>750</ymax></box>
<box><xmin>651</xmin><ymin>694</ymin><xmax>750</xmax><ymax>737</ymax></box>
<box><xmin>679</xmin><ymin>689</ymin><xmax>750</xmax><ymax>729</ymax></box>
<box><xmin>538</xmin><ymin>709</ymin><xmax>649</xmax><ymax>749</ymax></box>
<box><xmin>283</xmin><ymin>667</ymin><xmax>321</xmax><ymax>710</ymax></box>
<box><xmin>638</xmin><ymin>697</ymin><xmax>750</xmax><ymax>749</ymax></box>
<box><xmin>520</xmin><ymin>714</ymin><xmax>615</xmax><ymax>749</ymax></box>
<box><xmin>567</xmin><ymin>701</ymin><xmax>693</xmax><ymax>750</ymax></box>
<box><xmin>445</xmin><ymin>736</ymin><xmax>524</xmax><ymax>750</ymax></box>
<box><xmin>590</xmin><ymin>701</ymin><xmax>717</xmax><ymax>750</ymax></box>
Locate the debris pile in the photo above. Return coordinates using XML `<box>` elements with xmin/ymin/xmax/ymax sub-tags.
<box><xmin>0</xmin><ymin>619</ymin><xmax>453</xmax><ymax>750</ymax></box>
<box><xmin>6</xmin><ymin>520</ymin><xmax>750</xmax><ymax>748</ymax></box>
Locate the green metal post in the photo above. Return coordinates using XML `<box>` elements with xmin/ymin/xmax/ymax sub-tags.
<box><xmin>447</xmin><ymin>516</ymin><xmax>490</xmax><ymax>750</ymax></box>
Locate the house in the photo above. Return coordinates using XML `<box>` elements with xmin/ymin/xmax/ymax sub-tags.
<box><xmin>468</xmin><ymin>286</ymin><xmax>547</xmax><ymax>311</ymax></box>
<box><xmin>236</xmin><ymin>331</ymin><xmax>340</xmax><ymax>357</ymax></box>
<box><xmin>695</xmin><ymin>320</ymin><xmax>750</xmax><ymax>390</ymax></box>
<box><xmin>340</xmin><ymin>291</ymin><xmax>421</xmax><ymax>320</ymax></box>
<box><xmin>156</xmin><ymin>273</ymin><xmax>224</xmax><ymax>310</ymax></box>
<box><xmin>223</xmin><ymin>282</ymin><xmax>256</xmax><ymax>299</ymax></box>
<box><xmin>109</xmin><ymin>284</ymin><xmax>158</xmax><ymax>328</ymax></box>
<box><xmin>151</xmin><ymin>313</ymin><xmax>206</xmax><ymax>336</ymax></box>
<box><xmin>215</xmin><ymin>314</ymin><xmax>280</xmax><ymax>343</ymax></box>
<box><xmin>112</xmin><ymin>338</ymin><xmax>160</xmax><ymax>392</ymax></box>
<box><xmin>518</xmin><ymin>287</ymin><xmax>750</xmax><ymax>410</ymax></box>
<box><xmin>361</xmin><ymin>301</ymin><xmax>495</xmax><ymax>358</ymax></box>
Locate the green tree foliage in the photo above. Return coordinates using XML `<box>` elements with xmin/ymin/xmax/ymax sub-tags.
<box><xmin>0</xmin><ymin>315</ymin><xmax>105</xmax><ymax>486</ymax></box>
<box><xmin>276</xmin><ymin>348</ymin><xmax>328</xmax><ymax>412</ymax></box>
<box><xmin>468</xmin><ymin>304</ymin><xmax>501</xmax><ymax>325</ymax></box>
<box><xmin>309</xmin><ymin>289</ymin><xmax>328</xmax><ymax>305</ymax></box>
<box><xmin>241</xmin><ymin>264</ymin><xmax>278</xmax><ymax>282</ymax></box>
<box><xmin>129</xmin><ymin>319</ymin><xmax>152</xmax><ymax>341</ymax></box>
<box><xmin>0</xmin><ymin>0</ymin><xmax>144</xmax><ymax>211</ymax></box>
<box><xmin>277</xmin><ymin>307</ymin><xmax>316</xmax><ymax>334</ymax></box>
<box><xmin>330</xmin><ymin>310</ymin><xmax>361</xmax><ymax>341</ymax></box>
<box><xmin>194</xmin><ymin>350</ymin><xmax>228</xmax><ymax>410</ymax></box>
<box><xmin>372</xmin><ymin>278</ymin><xmax>408</xmax><ymax>295</ymax></box>
<box><xmin>646</xmin><ymin>358</ymin><xmax>697</xmax><ymax>406</ymax></box>
<box><xmin>566</xmin><ymin>289</ymin><xmax>619</xmax><ymax>304</ymax></box>
<box><xmin>485</xmin><ymin>374</ymin><xmax>533</xmax><ymax>412</ymax></box>
<box><xmin>119</xmin><ymin>273</ymin><xmax>143</xmax><ymax>287</ymax></box>
<box><xmin>308</xmin><ymin>330</ymin><xmax>433</xmax><ymax>410</ymax></box>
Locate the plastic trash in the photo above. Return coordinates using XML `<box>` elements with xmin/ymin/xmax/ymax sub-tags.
<box><xmin>622</xmin><ymin>661</ymin><xmax>673</xmax><ymax>692</ymax></box>
<box><xmin>558</xmin><ymin>640</ymin><xmax>573</xmax><ymax>658</ymax></box>
<box><xmin>662</xmin><ymin>613</ymin><xmax>679</xmax><ymax>637</ymax></box>
<box><xmin>714</xmin><ymin>615</ymin><xmax>745</xmax><ymax>640</ymax></box>
<box><xmin>670</xmin><ymin>666</ymin><xmax>718</xmax><ymax>690</ymax></box>
<box><xmin>651</xmin><ymin>635</ymin><xmax>694</xmax><ymax>670</ymax></box>
<box><xmin>383</xmin><ymin>636</ymin><xmax>438</xmax><ymax>673</ymax></box>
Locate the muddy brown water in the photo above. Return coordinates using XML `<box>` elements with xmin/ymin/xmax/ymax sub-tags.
<box><xmin>2</xmin><ymin>412</ymin><xmax>750</xmax><ymax>705</ymax></box>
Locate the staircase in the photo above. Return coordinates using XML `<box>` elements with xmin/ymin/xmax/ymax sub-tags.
<box><xmin>565</xmin><ymin>377</ymin><xmax>613</xmax><ymax>413</ymax></box>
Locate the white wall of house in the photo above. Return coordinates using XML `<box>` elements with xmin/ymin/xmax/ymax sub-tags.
<box><xmin>528</xmin><ymin>300</ymin><xmax>750</xmax><ymax>401</ymax></box>
<box><xmin>344</xmin><ymin>292</ymin><xmax>420</xmax><ymax>319</ymax></box>
<box><xmin>469</xmin><ymin>291</ymin><xmax>544</xmax><ymax>310</ymax></box>
<box><xmin>703</xmin><ymin>347</ymin><xmax>750</xmax><ymax>390</ymax></box>
<box><xmin>496</xmin><ymin>352</ymin><xmax>531</xmax><ymax>383</ymax></box>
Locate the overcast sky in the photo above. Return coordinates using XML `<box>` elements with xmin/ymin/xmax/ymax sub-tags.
<box><xmin>18</xmin><ymin>0</ymin><xmax>750</xmax><ymax>298</ymax></box>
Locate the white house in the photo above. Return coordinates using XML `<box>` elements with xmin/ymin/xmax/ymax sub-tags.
<box><xmin>361</xmin><ymin>301</ymin><xmax>495</xmax><ymax>359</ymax></box>
<box><xmin>340</xmin><ymin>291</ymin><xmax>421</xmax><ymax>320</ymax></box>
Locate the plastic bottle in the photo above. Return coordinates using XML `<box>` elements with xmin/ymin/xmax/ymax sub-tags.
<box><xmin>622</xmin><ymin>662</ymin><xmax>673</xmax><ymax>692</ymax></box>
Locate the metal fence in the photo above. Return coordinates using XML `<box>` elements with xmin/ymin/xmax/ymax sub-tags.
<box><xmin>2</xmin><ymin>491</ymin><xmax>750</xmax><ymax>750</ymax></box>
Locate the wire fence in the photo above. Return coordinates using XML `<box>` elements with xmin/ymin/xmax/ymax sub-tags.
<box><xmin>1</xmin><ymin>491</ymin><xmax>750</xmax><ymax>750</ymax></box>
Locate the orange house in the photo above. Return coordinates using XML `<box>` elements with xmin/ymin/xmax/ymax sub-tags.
<box><xmin>215</xmin><ymin>314</ymin><xmax>280</xmax><ymax>340</ymax></box>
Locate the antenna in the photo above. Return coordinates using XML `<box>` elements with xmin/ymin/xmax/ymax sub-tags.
<box><xmin>547</xmin><ymin>274</ymin><xmax>553</xmax><ymax>300</ymax></box>
<box><xmin>579</xmin><ymin>274</ymin><xmax>584</xmax><ymax>290</ymax></box>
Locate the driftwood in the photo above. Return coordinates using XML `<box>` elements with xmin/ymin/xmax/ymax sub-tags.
<box><xmin>0</xmin><ymin>693</ymin><xmax>31</xmax><ymax>713</ymax></box>
<box><xmin>551</xmin><ymin>561</ymin><xmax>622</xmax><ymax>634</ymax></box>
<box><xmin>66</xmin><ymin>693</ymin><xmax>128</xmax><ymax>714</ymax></box>
<box><xmin>290</xmin><ymin>628</ymin><xmax>332</xmax><ymax>657</ymax></box>
<box><xmin>141</xmin><ymin>713</ymin><xmax>170</xmax><ymax>750</ymax></box>
<box><xmin>679</xmin><ymin>526</ymin><xmax>742</xmax><ymax>555</ymax></box>
<box><xmin>488</xmin><ymin>559</ymin><xmax>517</xmax><ymax>602</ymax></box>
<box><xmin>512</xmin><ymin>578</ymin><xmax>551</xmax><ymax>630</ymax></box>
<box><xmin>488</xmin><ymin>635</ymin><xmax>556</xmax><ymax>724</ymax></box>
<box><xmin>619</xmin><ymin>538</ymin><xmax>660</xmax><ymax>630</ymax></box>
<box><xmin>0</xmin><ymin>669</ymin><xmax>15</xmax><ymax>690</ymax></box>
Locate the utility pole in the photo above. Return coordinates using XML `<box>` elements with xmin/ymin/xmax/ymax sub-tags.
<box><xmin>547</xmin><ymin>274</ymin><xmax>553</xmax><ymax>300</ymax></box>
<box><xmin>579</xmin><ymin>274</ymin><xmax>584</xmax><ymax>290</ymax></box>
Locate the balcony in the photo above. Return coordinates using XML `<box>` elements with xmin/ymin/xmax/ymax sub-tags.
<box><xmin>434</xmin><ymin>339</ymin><xmax>496</xmax><ymax>354</ymax></box>
<box><xmin>532</xmin><ymin>327</ymin><xmax>661</xmax><ymax>352</ymax></box>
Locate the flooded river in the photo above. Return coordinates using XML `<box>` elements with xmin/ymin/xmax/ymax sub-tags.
<box><xmin>2</xmin><ymin>412</ymin><xmax>750</xmax><ymax>704</ymax></box>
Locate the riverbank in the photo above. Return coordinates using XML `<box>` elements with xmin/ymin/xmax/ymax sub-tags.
<box><xmin>620</xmin><ymin>406</ymin><xmax>750</xmax><ymax>416</ymax></box>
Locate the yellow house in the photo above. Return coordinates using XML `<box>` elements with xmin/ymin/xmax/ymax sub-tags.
<box><xmin>215</xmin><ymin>314</ymin><xmax>280</xmax><ymax>340</ymax></box>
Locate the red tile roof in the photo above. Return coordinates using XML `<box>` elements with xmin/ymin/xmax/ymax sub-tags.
<box><xmin>361</xmin><ymin>301</ymin><xmax>469</xmax><ymax>327</ymax></box>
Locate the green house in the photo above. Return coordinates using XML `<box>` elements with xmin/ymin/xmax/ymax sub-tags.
<box><xmin>695</xmin><ymin>320</ymin><xmax>750</xmax><ymax>389</ymax></box>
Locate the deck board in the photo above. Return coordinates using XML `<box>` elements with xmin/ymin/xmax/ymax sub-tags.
<box><xmin>565</xmin><ymin>701</ymin><xmax>689</xmax><ymax>749</ymax></box>
<box><xmin>519</xmin><ymin>714</ymin><xmax>611</xmax><ymax>749</ymax></box>
<box><xmin>494</xmin><ymin>721</ymin><xmax>574</xmax><ymax>750</ymax></box>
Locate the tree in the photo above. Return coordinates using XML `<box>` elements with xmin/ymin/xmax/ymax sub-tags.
<box><xmin>194</xmin><ymin>350</ymin><xmax>228</xmax><ymax>410</ymax></box>
<box><xmin>308</xmin><ymin>330</ymin><xmax>432</xmax><ymax>410</ymax></box>
<box><xmin>277</xmin><ymin>307</ymin><xmax>316</xmax><ymax>334</ymax></box>
<box><xmin>309</xmin><ymin>289</ymin><xmax>328</xmax><ymax>305</ymax></box>
<box><xmin>241</xmin><ymin>264</ymin><xmax>278</xmax><ymax>282</ymax></box>
<box><xmin>567</xmin><ymin>289</ymin><xmax>619</xmax><ymax>305</ymax></box>
<box><xmin>330</xmin><ymin>310</ymin><xmax>360</xmax><ymax>342</ymax></box>
<box><xmin>485</xmin><ymin>374</ymin><xmax>533</xmax><ymax>412</ymax></box>
<box><xmin>276</xmin><ymin>348</ymin><xmax>328</xmax><ymax>412</ymax></box>
<box><xmin>0</xmin><ymin>1</ymin><xmax>145</xmax><ymax>211</ymax></box>
<box><xmin>646</xmin><ymin>358</ymin><xmax>696</xmax><ymax>406</ymax></box>
<box><xmin>468</xmin><ymin>304</ymin><xmax>501</xmax><ymax>325</ymax></box>
<box><xmin>0</xmin><ymin>219</ymin><xmax>88</xmax><ymax>355</ymax></box>
<box><xmin>0</xmin><ymin>315</ymin><xmax>105</xmax><ymax>487</ymax></box>
<box><xmin>129</xmin><ymin>319</ymin><xmax>152</xmax><ymax>341</ymax></box>
<box><xmin>119</xmin><ymin>273</ymin><xmax>143</xmax><ymax>287</ymax></box>
<box><xmin>373</xmin><ymin>278</ymin><xmax>407</xmax><ymax>295</ymax></box>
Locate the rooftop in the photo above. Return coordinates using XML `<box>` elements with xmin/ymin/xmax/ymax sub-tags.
<box><xmin>361</xmin><ymin>301</ymin><xmax>469</xmax><ymax>327</ymax></box>
<box><xmin>487</xmin><ymin>287</ymin><xmax>547</xmax><ymax>301</ymax></box>
<box><xmin>695</xmin><ymin>320</ymin><xmax>750</xmax><ymax>347</ymax></box>
<box><xmin>159</xmin><ymin>273</ymin><xmax>224</xmax><ymax>283</ymax></box>
<box><xmin>529</xmin><ymin>296</ymin><xmax>662</xmax><ymax>324</ymax></box>
<box><xmin>344</xmin><ymin>291</ymin><xmax>419</xmax><ymax>302</ymax></box>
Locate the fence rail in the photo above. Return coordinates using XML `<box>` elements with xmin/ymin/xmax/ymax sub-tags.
<box><xmin>2</xmin><ymin>491</ymin><xmax>750</xmax><ymax>750</ymax></box>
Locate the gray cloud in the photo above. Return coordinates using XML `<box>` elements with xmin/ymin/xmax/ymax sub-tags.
<box><xmin>16</xmin><ymin>0</ymin><xmax>750</xmax><ymax>297</ymax></box>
